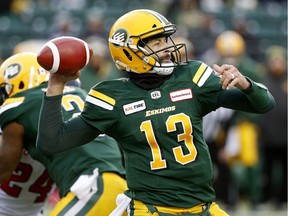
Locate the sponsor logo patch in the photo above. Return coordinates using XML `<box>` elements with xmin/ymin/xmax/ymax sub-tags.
<box><xmin>170</xmin><ymin>88</ymin><xmax>193</xmax><ymax>102</ymax></box>
<box><xmin>151</xmin><ymin>91</ymin><xmax>161</xmax><ymax>99</ymax></box>
<box><xmin>123</xmin><ymin>100</ymin><xmax>146</xmax><ymax>115</ymax></box>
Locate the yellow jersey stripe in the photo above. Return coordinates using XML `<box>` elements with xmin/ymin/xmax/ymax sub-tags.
<box><xmin>192</xmin><ymin>63</ymin><xmax>207</xmax><ymax>84</ymax></box>
<box><xmin>0</xmin><ymin>97</ymin><xmax>25</xmax><ymax>115</ymax></box>
<box><xmin>88</xmin><ymin>89</ymin><xmax>115</xmax><ymax>106</ymax></box>
<box><xmin>198</xmin><ymin>66</ymin><xmax>213</xmax><ymax>87</ymax></box>
<box><xmin>2</xmin><ymin>97</ymin><xmax>25</xmax><ymax>106</ymax></box>
<box><xmin>86</xmin><ymin>95</ymin><xmax>114</xmax><ymax>110</ymax></box>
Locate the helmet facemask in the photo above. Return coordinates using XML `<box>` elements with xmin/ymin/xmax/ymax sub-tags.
<box><xmin>0</xmin><ymin>83</ymin><xmax>12</xmax><ymax>105</ymax></box>
<box><xmin>135</xmin><ymin>35</ymin><xmax>188</xmax><ymax>75</ymax></box>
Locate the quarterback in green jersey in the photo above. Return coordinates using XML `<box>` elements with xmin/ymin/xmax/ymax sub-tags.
<box><xmin>0</xmin><ymin>52</ymin><xmax>127</xmax><ymax>216</ymax></box>
<box><xmin>37</xmin><ymin>9</ymin><xmax>275</xmax><ymax>216</ymax></box>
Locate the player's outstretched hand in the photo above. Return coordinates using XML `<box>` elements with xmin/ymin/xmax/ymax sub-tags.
<box><xmin>46</xmin><ymin>70</ymin><xmax>81</xmax><ymax>97</ymax></box>
<box><xmin>213</xmin><ymin>64</ymin><xmax>251</xmax><ymax>90</ymax></box>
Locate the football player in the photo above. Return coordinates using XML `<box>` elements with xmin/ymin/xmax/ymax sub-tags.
<box><xmin>0</xmin><ymin>52</ymin><xmax>127</xmax><ymax>216</ymax></box>
<box><xmin>36</xmin><ymin>9</ymin><xmax>275</xmax><ymax>216</ymax></box>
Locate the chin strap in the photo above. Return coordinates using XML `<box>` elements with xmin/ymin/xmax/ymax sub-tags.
<box><xmin>152</xmin><ymin>62</ymin><xmax>175</xmax><ymax>75</ymax></box>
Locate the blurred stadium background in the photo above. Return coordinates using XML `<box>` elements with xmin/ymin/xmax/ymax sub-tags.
<box><xmin>0</xmin><ymin>0</ymin><xmax>286</xmax><ymax>60</ymax></box>
<box><xmin>0</xmin><ymin>0</ymin><xmax>286</xmax><ymax>216</ymax></box>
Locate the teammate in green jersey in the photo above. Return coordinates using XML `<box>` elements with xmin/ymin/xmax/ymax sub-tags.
<box><xmin>36</xmin><ymin>9</ymin><xmax>275</xmax><ymax>216</ymax></box>
<box><xmin>0</xmin><ymin>52</ymin><xmax>127</xmax><ymax>216</ymax></box>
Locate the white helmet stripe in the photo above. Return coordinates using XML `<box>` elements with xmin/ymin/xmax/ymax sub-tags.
<box><xmin>141</xmin><ymin>9</ymin><xmax>169</xmax><ymax>25</ymax></box>
<box><xmin>28</xmin><ymin>66</ymin><xmax>35</xmax><ymax>89</ymax></box>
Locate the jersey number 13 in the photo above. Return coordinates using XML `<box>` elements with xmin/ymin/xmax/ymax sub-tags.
<box><xmin>140</xmin><ymin>113</ymin><xmax>197</xmax><ymax>170</ymax></box>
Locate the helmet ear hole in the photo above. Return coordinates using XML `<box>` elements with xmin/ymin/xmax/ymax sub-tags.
<box><xmin>123</xmin><ymin>49</ymin><xmax>132</xmax><ymax>61</ymax></box>
<box><xmin>19</xmin><ymin>81</ymin><xmax>25</xmax><ymax>90</ymax></box>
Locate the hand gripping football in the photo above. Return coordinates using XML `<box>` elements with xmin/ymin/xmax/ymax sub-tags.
<box><xmin>37</xmin><ymin>36</ymin><xmax>93</xmax><ymax>74</ymax></box>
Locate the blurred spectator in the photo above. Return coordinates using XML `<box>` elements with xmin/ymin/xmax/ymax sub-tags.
<box><xmin>9</xmin><ymin>0</ymin><xmax>32</xmax><ymax>14</ymax></box>
<box><xmin>48</xmin><ymin>11</ymin><xmax>80</xmax><ymax>38</ymax></box>
<box><xmin>232</xmin><ymin>15</ymin><xmax>261</xmax><ymax>61</ymax></box>
<box><xmin>200</xmin><ymin>0</ymin><xmax>224</xmax><ymax>13</ymax></box>
<box><xmin>203</xmin><ymin>108</ymin><xmax>235</xmax><ymax>209</ymax></box>
<box><xmin>258</xmin><ymin>45</ymin><xmax>287</xmax><ymax>208</ymax></box>
<box><xmin>233</xmin><ymin>0</ymin><xmax>259</xmax><ymax>11</ymax></box>
<box><xmin>214</xmin><ymin>30</ymin><xmax>265</xmax><ymax>210</ymax></box>
<box><xmin>80</xmin><ymin>9</ymin><xmax>107</xmax><ymax>39</ymax></box>
<box><xmin>13</xmin><ymin>39</ymin><xmax>46</xmax><ymax>54</ymax></box>
<box><xmin>175</xmin><ymin>0</ymin><xmax>206</xmax><ymax>30</ymax></box>
<box><xmin>48</xmin><ymin>0</ymin><xmax>87</xmax><ymax>10</ymax></box>
<box><xmin>80</xmin><ymin>36</ymin><xmax>125</xmax><ymax>92</ymax></box>
<box><xmin>172</xmin><ymin>0</ymin><xmax>219</xmax><ymax>57</ymax></box>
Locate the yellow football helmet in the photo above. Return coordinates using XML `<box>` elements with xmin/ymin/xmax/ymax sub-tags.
<box><xmin>0</xmin><ymin>52</ymin><xmax>49</xmax><ymax>105</ymax></box>
<box><xmin>108</xmin><ymin>9</ymin><xmax>187</xmax><ymax>74</ymax></box>
<box><xmin>215</xmin><ymin>31</ymin><xmax>245</xmax><ymax>57</ymax></box>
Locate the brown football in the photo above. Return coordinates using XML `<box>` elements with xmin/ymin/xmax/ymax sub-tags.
<box><xmin>37</xmin><ymin>36</ymin><xmax>93</xmax><ymax>74</ymax></box>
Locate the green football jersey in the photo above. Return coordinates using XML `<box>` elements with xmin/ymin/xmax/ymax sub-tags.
<box><xmin>80</xmin><ymin>60</ymin><xmax>274</xmax><ymax>207</ymax></box>
<box><xmin>37</xmin><ymin>60</ymin><xmax>274</xmax><ymax>207</ymax></box>
<box><xmin>0</xmin><ymin>83</ymin><xmax>125</xmax><ymax>197</ymax></box>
